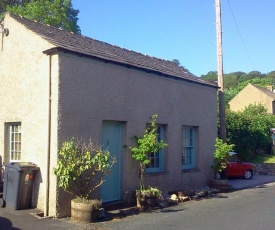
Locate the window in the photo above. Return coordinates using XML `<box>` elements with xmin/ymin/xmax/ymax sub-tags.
<box><xmin>9</xmin><ymin>123</ymin><xmax>21</xmax><ymax>161</ymax></box>
<box><xmin>182</xmin><ymin>126</ymin><xmax>196</xmax><ymax>170</ymax></box>
<box><xmin>146</xmin><ymin>126</ymin><xmax>165</xmax><ymax>173</ymax></box>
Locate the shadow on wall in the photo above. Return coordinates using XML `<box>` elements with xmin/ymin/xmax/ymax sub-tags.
<box><xmin>32</xmin><ymin>169</ymin><xmax>42</xmax><ymax>208</ymax></box>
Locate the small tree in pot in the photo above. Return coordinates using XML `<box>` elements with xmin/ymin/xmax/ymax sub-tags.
<box><xmin>129</xmin><ymin>114</ymin><xmax>168</xmax><ymax>208</ymax></box>
<box><xmin>53</xmin><ymin>138</ymin><xmax>116</xmax><ymax>222</ymax></box>
<box><xmin>211</xmin><ymin>138</ymin><xmax>235</xmax><ymax>179</ymax></box>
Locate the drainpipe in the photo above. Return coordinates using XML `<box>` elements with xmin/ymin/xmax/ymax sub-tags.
<box><xmin>45</xmin><ymin>54</ymin><xmax>52</xmax><ymax>217</ymax></box>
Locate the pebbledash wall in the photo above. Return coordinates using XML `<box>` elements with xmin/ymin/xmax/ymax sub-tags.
<box><xmin>0</xmin><ymin>15</ymin><xmax>57</xmax><ymax>215</ymax></box>
<box><xmin>54</xmin><ymin>52</ymin><xmax>217</xmax><ymax>216</ymax></box>
<box><xmin>0</xmin><ymin>14</ymin><xmax>218</xmax><ymax>218</ymax></box>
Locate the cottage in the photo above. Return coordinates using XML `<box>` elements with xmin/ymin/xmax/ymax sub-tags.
<box><xmin>229</xmin><ymin>83</ymin><xmax>275</xmax><ymax>114</ymax></box>
<box><xmin>0</xmin><ymin>13</ymin><xmax>218</xmax><ymax>217</ymax></box>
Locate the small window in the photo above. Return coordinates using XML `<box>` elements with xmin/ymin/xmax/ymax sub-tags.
<box><xmin>9</xmin><ymin>123</ymin><xmax>21</xmax><ymax>161</ymax></box>
<box><xmin>146</xmin><ymin>126</ymin><xmax>165</xmax><ymax>173</ymax></box>
<box><xmin>182</xmin><ymin>126</ymin><xmax>196</xmax><ymax>170</ymax></box>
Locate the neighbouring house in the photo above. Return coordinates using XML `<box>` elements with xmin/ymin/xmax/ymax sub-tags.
<box><xmin>229</xmin><ymin>83</ymin><xmax>275</xmax><ymax>114</ymax></box>
<box><xmin>0</xmin><ymin>13</ymin><xmax>218</xmax><ymax>217</ymax></box>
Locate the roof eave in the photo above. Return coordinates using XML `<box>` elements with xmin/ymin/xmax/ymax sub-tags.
<box><xmin>43</xmin><ymin>47</ymin><xmax>218</xmax><ymax>89</ymax></box>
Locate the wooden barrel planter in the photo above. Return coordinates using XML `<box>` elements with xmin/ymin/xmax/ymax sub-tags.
<box><xmin>71</xmin><ymin>199</ymin><xmax>101</xmax><ymax>223</ymax></box>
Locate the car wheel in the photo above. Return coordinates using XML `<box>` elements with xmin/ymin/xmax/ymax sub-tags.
<box><xmin>244</xmin><ymin>170</ymin><xmax>253</xmax><ymax>179</ymax></box>
<box><xmin>0</xmin><ymin>198</ymin><xmax>5</xmax><ymax>208</ymax></box>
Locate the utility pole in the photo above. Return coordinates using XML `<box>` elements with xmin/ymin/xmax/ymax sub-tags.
<box><xmin>215</xmin><ymin>0</ymin><xmax>226</xmax><ymax>142</ymax></box>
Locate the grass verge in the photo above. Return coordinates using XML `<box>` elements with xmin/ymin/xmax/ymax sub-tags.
<box><xmin>251</xmin><ymin>154</ymin><xmax>275</xmax><ymax>163</ymax></box>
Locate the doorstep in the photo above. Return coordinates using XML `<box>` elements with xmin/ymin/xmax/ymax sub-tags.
<box><xmin>103</xmin><ymin>201</ymin><xmax>137</xmax><ymax>212</ymax></box>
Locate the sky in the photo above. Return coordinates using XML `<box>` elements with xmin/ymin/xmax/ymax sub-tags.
<box><xmin>72</xmin><ymin>0</ymin><xmax>275</xmax><ymax>77</ymax></box>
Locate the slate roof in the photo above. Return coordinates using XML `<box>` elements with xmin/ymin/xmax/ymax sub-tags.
<box><xmin>8</xmin><ymin>13</ymin><xmax>217</xmax><ymax>88</ymax></box>
<box><xmin>252</xmin><ymin>84</ymin><xmax>275</xmax><ymax>99</ymax></box>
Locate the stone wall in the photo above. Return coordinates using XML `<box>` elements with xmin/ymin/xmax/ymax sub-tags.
<box><xmin>254</xmin><ymin>163</ymin><xmax>275</xmax><ymax>176</ymax></box>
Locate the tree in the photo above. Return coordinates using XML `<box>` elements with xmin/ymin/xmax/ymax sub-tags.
<box><xmin>211</xmin><ymin>138</ymin><xmax>234</xmax><ymax>179</ymax></box>
<box><xmin>248</xmin><ymin>71</ymin><xmax>266</xmax><ymax>78</ymax></box>
<box><xmin>1</xmin><ymin>0</ymin><xmax>30</xmax><ymax>18</ymax></box>
<box><xmin>238</xmin><ymin>71</ymin><xmax>266</xmax><ymax>83</ymax></box>
<box><xmin>200</xmin><ymin>71</ymin><xmax>217</xmax><ymax>83</ymax></box>
<box><xmin>1</xmin><ymin>0</ymin><xmax>34</xmax><ymax>19</ymax></box>
<box><xmin>224</xmin><ymin>73</ymin><xmax>238</xmax><ymax>89</ymax></box>
<box><xmin>171</xmin><ymin>59</ymin><xmax>189</xmax><ymax>71</ymax></box>
<box><xmin>223</xmin><ymin>72</ymin><xmax>244</xmax><ymax>90</ymax></box>
<box><xmin>267</xmin><ymin>71</ymin><xmax>275</xmax><ymax>79</ymax></box>
<box><xmin>267</xmin><ymin>71</ymin><xmax>275</xmax><ymax>86</ymax></box>
<box><xmin>0</xmin><ymin>1</ymin><xmax>29</xmax><ymax>12</ymax></box>
<box><xmin>224</xmin><ymin>77</ymin><xmax>272</xmax><ymax>103</ymax></box>
<box><xmin>2</xmin><ymin>0</ymin><xmax>80</xmax><ymax>34</ymax></box>
<box><xmin>172</xmin><ymin>59</ymin><xmax>181</xmax><ymax>66</ymax></box>
<box><xmin>129</xmin><ymin>114</ymin><xmax>168</xmax><ymax>191</ymax></box>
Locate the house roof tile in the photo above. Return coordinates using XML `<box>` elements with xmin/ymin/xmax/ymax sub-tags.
<box><xmin>8</xmin><ymin>13</ymin><xmax>217</xmax><ymax>88</ymax></box>
<box><xmin>252</xmin><ymin>84</ymin><xmax>275</xmax><ymax>100</ymax></box>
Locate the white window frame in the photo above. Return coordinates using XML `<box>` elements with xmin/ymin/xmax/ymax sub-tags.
<box><xmin>182</xmin><ymin>126</ymin><xmax>196</xmax><ymax>170</ymax></box>
<box><xmin>9</xmin><ymin>123</ymin><xmax>21</xmax><ymax>162</ymax></box>
<box><xmin>146</xmin><ymin>126</ymin><xmax>165</xmax><ymax>173</ymax></box>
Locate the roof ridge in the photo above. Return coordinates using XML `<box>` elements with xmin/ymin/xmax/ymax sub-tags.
<box><xmin>10</xmin><ymin>14</ymin><xmax>179</xmax><ymax>65</ymax></box>
<box><xmin>8</xmin><ymin>13</ymin><xmax>185</xmax><ymax>66</ymax></box>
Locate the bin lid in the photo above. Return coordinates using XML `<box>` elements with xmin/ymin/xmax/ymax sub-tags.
<box><xmin>4</xmin><ymin>162</ymin><xmax>40</xmax><ymax>171</ymax></box>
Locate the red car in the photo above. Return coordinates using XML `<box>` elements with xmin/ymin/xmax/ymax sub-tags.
<box><xmin>217</xmin><ymin>152</ymin><xmax>254</xmax><ymax>179</ymax></box>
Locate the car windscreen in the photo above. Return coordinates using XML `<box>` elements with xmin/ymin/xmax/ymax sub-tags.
<box><xmin>228</xmin><ymin>154</ymin><xmax>241</xmax><ymax>162</ymax></box>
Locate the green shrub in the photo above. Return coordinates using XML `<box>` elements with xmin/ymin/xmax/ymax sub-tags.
<box><xmin>211</xmin><ymin>138</ymin><xmax>234</xmax><ymax>177</ymax></box>
<box><xmin>53</xmin><ymin>138</ymin><xmax>116</xmax><ymax>200</ymax></box>
<box><xmin>226</xmin><ymin>109</ymin><xmax>274</xmax><ymax>161</ymax></box>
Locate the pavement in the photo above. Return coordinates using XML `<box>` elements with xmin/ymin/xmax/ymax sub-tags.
<box><xmin>1</xmin><ymin>174</ymin><xmax>275</xmax><ymax>230</ymax></box>
<box><xmin>228</xmin><ymin>174</ymin><xmax>275</xmax><ymax>190</ymax></box>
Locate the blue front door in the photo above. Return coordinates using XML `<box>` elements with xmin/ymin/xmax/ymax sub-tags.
<box><xmin>100</xmin><ymin>121</ymin><xmax>121</xmax><ymax>202</ymax></box>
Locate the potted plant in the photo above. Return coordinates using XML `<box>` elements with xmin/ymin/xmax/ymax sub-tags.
<box><xmin>135</xmin><ymin>186</ymin><xmax>163</xmax><ymax>208</ymax></box>
<box><xmin>53</xmin><ymin>138</ymin><xmax>116</xmax><ymax>223</ymax></box>
<box><xmin>129</xmin><ymin>114</ymin><xmax>168</xmax><ymax>208</ymax></box>
<box><xmin>210</xmin><ymin>138</ymin><xmax>234</xmax><ymax>190</ymax></box>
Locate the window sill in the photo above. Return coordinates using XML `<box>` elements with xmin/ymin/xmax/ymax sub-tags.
<box><xmin>145</xmin><ymin>171</ymin><xmax>169</xmax><ymax>176</ymax></box>
<box><xmin>181</xmin><ymin>168</ymin><xmax>201</xmax><ymax>173</ymax></box>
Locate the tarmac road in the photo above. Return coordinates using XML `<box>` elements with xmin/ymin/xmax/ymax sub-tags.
<box><xmin>0</xmin><ymin>174</ymin><xmax>275</xmax><ymax>230</ymax></box>
<box><xmin>97</xmin><ymin>181</ymin><xmax>275</xmax><ymax>230</ymax></box>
